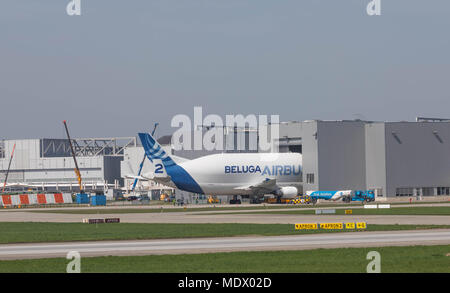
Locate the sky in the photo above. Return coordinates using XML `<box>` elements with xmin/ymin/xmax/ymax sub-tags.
<box><xmin>1</xmin><ymin>0</ymin><xmax>449</xmax><ymax>139</ymax></box>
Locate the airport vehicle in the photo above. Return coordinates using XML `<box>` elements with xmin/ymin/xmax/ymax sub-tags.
<box><xmin>265</xmin><ymin>197</ymin><xmax>290</xmax><ymax>204</ymax></box>
<box><xmin>138</xmin><ymin>132</ymin><xmax>302</xmax><ymax>203</ymax></box>
<box><xmin>208</xmin><ymin>195</ymin><xmax>220</xmax><ymax>204</ymax></box>
<box><xmin>160</xmin><ymin>193</ymin><xmax>170</xmax><ymax>201</ymax></box>
<box><xmin>126</xmin><ymin>195</ymin><xmax>138</xmax><ymax>201</ymax></box>
<box><xmin>289</xmin><ymin>195</ymin><xmax>312</xmax><ymax>205</ymax></box>
<box><xmin>344</xmin><ymin>190</ymin><xmax>375</xmax><ymax>203</ymax></box>
<box><xmin>306</xmin><ymin>190</ymin><xmax>353</xmax><ymax>203</ymax></box>
<box><xmin>306</xmin><ymin>190</ymin><xmax>375</xmax><ymax>204</ymax></box>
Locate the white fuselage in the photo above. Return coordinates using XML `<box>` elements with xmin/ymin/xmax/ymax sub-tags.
<box><xmin>166</xmin><ymin>152</ymin><xmax>302</xmax><ymax>195</ymax></box>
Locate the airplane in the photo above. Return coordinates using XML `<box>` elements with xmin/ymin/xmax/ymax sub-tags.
<box><xmin>137</xmin><ymin>132</ymin><xmax>303</xmax><ymax>203</ymax></box>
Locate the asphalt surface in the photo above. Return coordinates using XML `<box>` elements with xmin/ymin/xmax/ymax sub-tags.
<box><xmin>0</xmin><ymin>202</ymin><xmax>449</xmax><ymax>225</ymax></box>
<box><xmin>1</xmin><ymin>209</ymin><xmax>450</xmax><ymax>225</ymax></box>
<box><xmin>0</xmin><ymin>229</ymin><xmax>449</xmax><ymax>260</ymax></box>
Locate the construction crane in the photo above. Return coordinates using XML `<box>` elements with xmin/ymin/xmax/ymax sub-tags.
<box><xmin>63</xmin><ymin>120</ymin><xmax>84</xmax><ymax>194</ymax></box>
<box><xmin>2</xmin><ymin>143</ymin><xmax>16</xmax><ymax>193</ymax></box>
<box><xmin>131</xmin><ymin>122</ymin><xmax>159</xmax><ymax>192</ymax></box>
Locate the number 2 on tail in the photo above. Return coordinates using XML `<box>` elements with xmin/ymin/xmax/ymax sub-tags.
<box><xmin>155</xmin><ymin>164</ymin><xmax>164</xmax><ymax>174</ymax></box>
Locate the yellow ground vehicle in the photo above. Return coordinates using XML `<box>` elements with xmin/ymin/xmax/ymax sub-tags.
<box><xmin>289</xmin><ymin>195</ymin><xmax>312</xmax><ymax>205</ymax></box>
<box><xmin>265</xmin><ymin>197</ymin><xmax>290</xmax><ymax>204</ymax></box>
<box><xmin>208</xmin><ymin>195</ymin><xmax>220</xmax><ymax>204</ymax></box>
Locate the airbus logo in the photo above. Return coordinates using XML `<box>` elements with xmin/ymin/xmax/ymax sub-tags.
<box><xmin>225</xmin><ymin>165</ymin><xmax>301</xmax><ymax>176</ymax></box>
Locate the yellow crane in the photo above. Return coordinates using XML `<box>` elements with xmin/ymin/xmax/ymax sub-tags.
<box><xmin>2</xmin><ymin>143</ymin><xmax>16</xmax><ymax>193</ymax></box>
<box><xmin>63</xmin><ymin>120</ymin><xmax>84</xmax><ymax>193</ymax></box>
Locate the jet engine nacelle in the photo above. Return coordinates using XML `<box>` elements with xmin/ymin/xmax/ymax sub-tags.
<box><xmin>275</xmin><ymin>186</ymin><xmax>298</xmax><ymax>198</ymax></box>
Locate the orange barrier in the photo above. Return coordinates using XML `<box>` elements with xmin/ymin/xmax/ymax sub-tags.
<box><xmin>54</xmin><ymin>193</ymin><xmax>64</xmax><ymax>204</ymax></box>
<box><xmin>37</xmin><ymin>194</ymin><xmax>47</xmax><ymax>204</ymax></box>
<box><xmin>19</xmin><ymin>194</ymin><xmax>30</xmax><ymax>205</ymax></box>
<box><xmin>2</xmin><ymin>195</ymin><xmax>11</xmax><ymax>205</ymax></box>
<box><xmin>1</xmin><ymin>193</ymin><xmax>72</xmax><ymax>206</ymax></box>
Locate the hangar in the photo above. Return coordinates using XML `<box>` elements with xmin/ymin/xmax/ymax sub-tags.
<box><xmin>277</xmin><ymin>119</ymin><xmax>450</xmax><ymax>199</ymax></box>
<box><xmin>0</xmin><ymin>137</ymin><xmax>135</xmax><ymax>196</ymax></box>
<box><xmin>2</xmin><ymin>119</ymin><xmax>449</xmax><ymax>201</ymax></box>
<box><xmin>122</xmin><ymin>119</ymin><xmax>450</xmax><ymax>200</ymax></box>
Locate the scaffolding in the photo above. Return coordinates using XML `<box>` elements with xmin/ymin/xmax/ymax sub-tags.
<box><xmin>0</xmin><ymin>140</ymin><xmax>4</xmax><ymax>159</ymax></box>
<box><xmin>40</xmin><ymin>137</ymin><xmax>137</xmax><ymax>158</ymax></box>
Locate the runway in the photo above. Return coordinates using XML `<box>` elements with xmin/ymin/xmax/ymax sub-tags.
<box><xmin>1</xmin><ymin>203</ymin><xmax>449</xmax><ymax>226</ymax></box>
<box><xmin>1</xmin><ymin>229</ymin><xmax>449</xmax><ymax>260</ymax></box>
<box><xmin>1</xmin><ymin>210</ymin><xmax>450</xmax><ymax>225</ymax></box>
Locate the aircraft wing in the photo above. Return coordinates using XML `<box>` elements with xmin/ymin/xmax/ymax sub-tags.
<box><xmin>234</xmin><ymin>178</ymin><xmax>277</xmax><ymax>195</ymax></box>
<box><xmin>124</xmin><ymin>174</ymin><xmax>152</xmax><ymax>181</ymax></box>
<box><xmin>2</xmin><ymin>183</ymin><xmax>34</xmax><ymax>188</ymax></box>
<box><xmin>125</xmin><ymin>173</ymin><xmax>172</xmax><ymax>184</ymax></box>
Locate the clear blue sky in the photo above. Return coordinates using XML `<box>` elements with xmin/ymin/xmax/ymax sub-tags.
<box><xmin>1</xmin><ymin>0</ymin><xmax>449</xmax><ymax>139</ymax></box>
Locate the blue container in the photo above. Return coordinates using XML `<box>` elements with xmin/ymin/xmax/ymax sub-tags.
<box><xmin>76</xmin><ymin>193</ymin><xmax>90</xmax><ymax>204</ymax></box>
<box><xmin>90</xmin><ymin>195</ymin><xmax>106</xmax><ymax>206</ymax></box>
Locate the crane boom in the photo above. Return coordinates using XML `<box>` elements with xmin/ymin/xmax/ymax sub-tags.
<box><xmin>131</xmin><ymin>122</ymin><xmax>159</xmax><ymax>192</ymax></box>
<box><xmin>2</xmin><ymin>143</ymin><xmax>16</xmax><ymax>193</ymax></box>
<box><xmin>63</xmin><ymin>120</ymin><xmax>83</xmax><ymax>193</ymax></box>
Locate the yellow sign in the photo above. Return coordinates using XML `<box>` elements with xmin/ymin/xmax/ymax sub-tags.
<box><xmin>345</xmin><ymin>222</ymin><xmax>356</xmax><ymax>229</ymax></box>
<box><xmin>295</xmin><ymin>223</ymin><xmax>318</xmax><ymax>230</ymax></box>
<box><xmin>345</xmin><ymin>209</ymin><xmax>353</xmax><ymax>214</ymax></box>
<box><xmin>356</xmin><ymin>222</ymin><xmax>367</xmax><ymax>229</ymax></box>
<box><xmin>319</xmin><ymin>223</ymin><xmax>343</xmax><ymax>230</ymax></box>
<box><xmin>295</xmin><ymin>222</ymin><xmax>365</xmax><ymax>230</ymax></box>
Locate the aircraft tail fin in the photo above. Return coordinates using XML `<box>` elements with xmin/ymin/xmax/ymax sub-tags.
<box><xmin>138</xmin><ymin>133</ymin><xmax>177</xmax><ymax>168</ymax></box>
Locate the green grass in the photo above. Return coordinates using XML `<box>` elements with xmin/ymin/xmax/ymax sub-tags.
<box><xmin>0</xmin><ymin>245</ymin><xmax>449</xmax><ymax>273</ymax></box>
<box><xmin>19</xmin><ymin>205</ymin><xmax>450</xmax><ymax>216</ymax></box>
<box><xmin>0</xmin><ymin>222</ymin><xmax>449</xmax><ymax>244</ymax></box>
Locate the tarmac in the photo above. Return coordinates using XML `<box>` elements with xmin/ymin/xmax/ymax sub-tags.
<box><xmin>0</xmin><ymin>203</ymin><xmax>449</xmax><ymax>225</ymax></box>
<box><xmin>0</xmin><ymin>229</ymin><xmax>449</xmax><ymax>260</ymax></box>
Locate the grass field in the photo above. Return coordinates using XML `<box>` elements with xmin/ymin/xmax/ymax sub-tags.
<box><xmin>203</xmin><ymin>206</ymin><xmax>450</xmax><ymax>216</ymax></box>
<box><xmin>12</xmin><ymin>204</ymin><xmax>450</xmax><ymax>216</ymax></box>
<box><xmin>0</xmin><ymin>245</ymin><xmax>448</xmax><ymax>273</ymax></box>
<box><xmin>0</xmin><ymin>222</ymin><xmax>449</xmax><ymax>244</ymax></box>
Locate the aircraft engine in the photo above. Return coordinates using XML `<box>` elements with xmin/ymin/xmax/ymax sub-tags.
<box><xmin>275</xmin><ymin>186</ymin><xmax>298</xmax><ymax>198</ymax></box>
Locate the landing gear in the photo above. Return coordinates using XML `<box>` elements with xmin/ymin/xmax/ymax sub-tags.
<box><xmin>363</xmin><ymin>197</ymin><xmax>375</xmax><ymax>204</ymax></box>
<box><xmin>250</xmin><ymin>196</ymin><xmax>264</xmax><ymax>204</ymax></box>
<box><xmin>229</xmin><ymin>195</ymin><xmax>241</xmax><ymax>205</ymax></box>
<box><xmin>343</xmin><ymin>196</ymin><xmax>351</xmax><ymax>203</ymax></box>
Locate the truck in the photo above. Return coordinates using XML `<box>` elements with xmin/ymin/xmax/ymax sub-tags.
<box><xmin>306</xmin><ymin>190</ymin><xmax>375</xmax><ymax>204</ymax></box>
<box><xmin>343</xmin><ymin>190</ymin><xmax>375</xmax><ymax>203</ymax></box>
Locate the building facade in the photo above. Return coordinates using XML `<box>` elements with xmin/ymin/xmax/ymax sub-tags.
<box><xmin>278</xmin><ymin>120</ymin><xmax>450</xmax><ymax>198</ymax></box>
<box><xmin>0</xmin><ymin>138</ymin><xmax>135</xmax><ymax>194</ymax></box>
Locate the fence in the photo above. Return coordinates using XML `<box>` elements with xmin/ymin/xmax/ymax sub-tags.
<box><xmin>0</xmin><ymin>193</ymin><xmax>73</xmax><ymax>206</ymax></box>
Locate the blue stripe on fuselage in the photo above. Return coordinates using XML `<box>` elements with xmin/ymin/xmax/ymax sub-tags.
<box><xmin>138</xmin><ymin>132</ymin><xmax>204</xmax><ymax>194</ymax></box>
<box><xmin>165</xmin><ymin>164</ymin><xmax>204</xmax><ymax>194</ymax></box>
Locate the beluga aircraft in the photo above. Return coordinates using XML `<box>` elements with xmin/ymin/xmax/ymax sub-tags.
<box><xmin>137</xmin><ymin>132</ymin><xmax>303</xmax><ymax>203</ymax></box>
